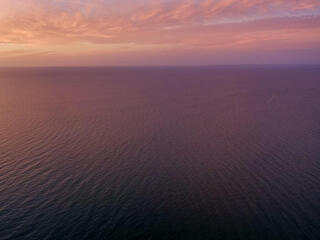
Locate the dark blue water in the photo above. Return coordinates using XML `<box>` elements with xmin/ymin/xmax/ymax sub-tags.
<box><xmin>1</xmin><ymin>66</ymin><xmax>320</xmax><ymax>240</ymax></box>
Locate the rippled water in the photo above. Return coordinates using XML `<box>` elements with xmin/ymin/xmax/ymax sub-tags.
<box><xmin>0</xmin><ymin>66</ymin><xmax>320</xmax><ymax>240</ymax></box>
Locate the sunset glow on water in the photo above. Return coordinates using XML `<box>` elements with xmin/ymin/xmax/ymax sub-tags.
<box><xmin>1</xmin><ymin>1</ymin><xmax>320</xmax><ymax>239</ymax></box>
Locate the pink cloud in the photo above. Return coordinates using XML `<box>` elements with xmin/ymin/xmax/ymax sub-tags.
<box><xmin>0</xmin><ymin>0</ymin><xmax>319</xmax><ymax>65</ymax></box>
<box><xmin>0</xmin><ymin>0</ymin><xmax>319</xmax><ymax>44</ymax></box>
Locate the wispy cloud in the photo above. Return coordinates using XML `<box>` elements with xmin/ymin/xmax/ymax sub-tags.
<box><xmin>0</xmin><ymin>0</ymin><xmax>319</xmax><ymax>65</ymax></box>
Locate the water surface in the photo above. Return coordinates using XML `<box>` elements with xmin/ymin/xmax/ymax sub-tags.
<box><xmin>1</xmin><ymin>66</ymin><xmax>320</xmax><ymax>239</ymax></box>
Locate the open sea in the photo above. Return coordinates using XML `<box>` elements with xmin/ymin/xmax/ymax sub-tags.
<box><xmin>0</xmin><ymin>66</ymin><xmax>320</xmax><ymax>240</ymax></box>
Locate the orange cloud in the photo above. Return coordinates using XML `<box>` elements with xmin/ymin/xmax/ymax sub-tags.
<box><xmin>1</xmin><ymin>0</ymin><xmax>319</xmax><ymax>44</ymax></box>
<box><xmin>0</xmin><ymin>0</ymin><xmax>319</xmax><ymax>65</ymax></box>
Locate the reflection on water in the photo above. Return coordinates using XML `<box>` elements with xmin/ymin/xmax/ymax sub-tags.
<box><xmin>0</xmin><ymin>66</ymin><xmax>320</xmax><ymax>239</ymax></box>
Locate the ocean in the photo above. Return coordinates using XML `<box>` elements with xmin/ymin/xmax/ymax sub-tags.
<box><xmin>0</xmin><ymin>66</ymin><xmax>320</xmax><ymax>239</ymax></box>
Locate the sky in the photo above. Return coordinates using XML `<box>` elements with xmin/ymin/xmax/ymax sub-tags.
<box><xmin>0</xmin><ymin>0</ymin><xmax>320</xmax><ymax>66</ymax></box>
